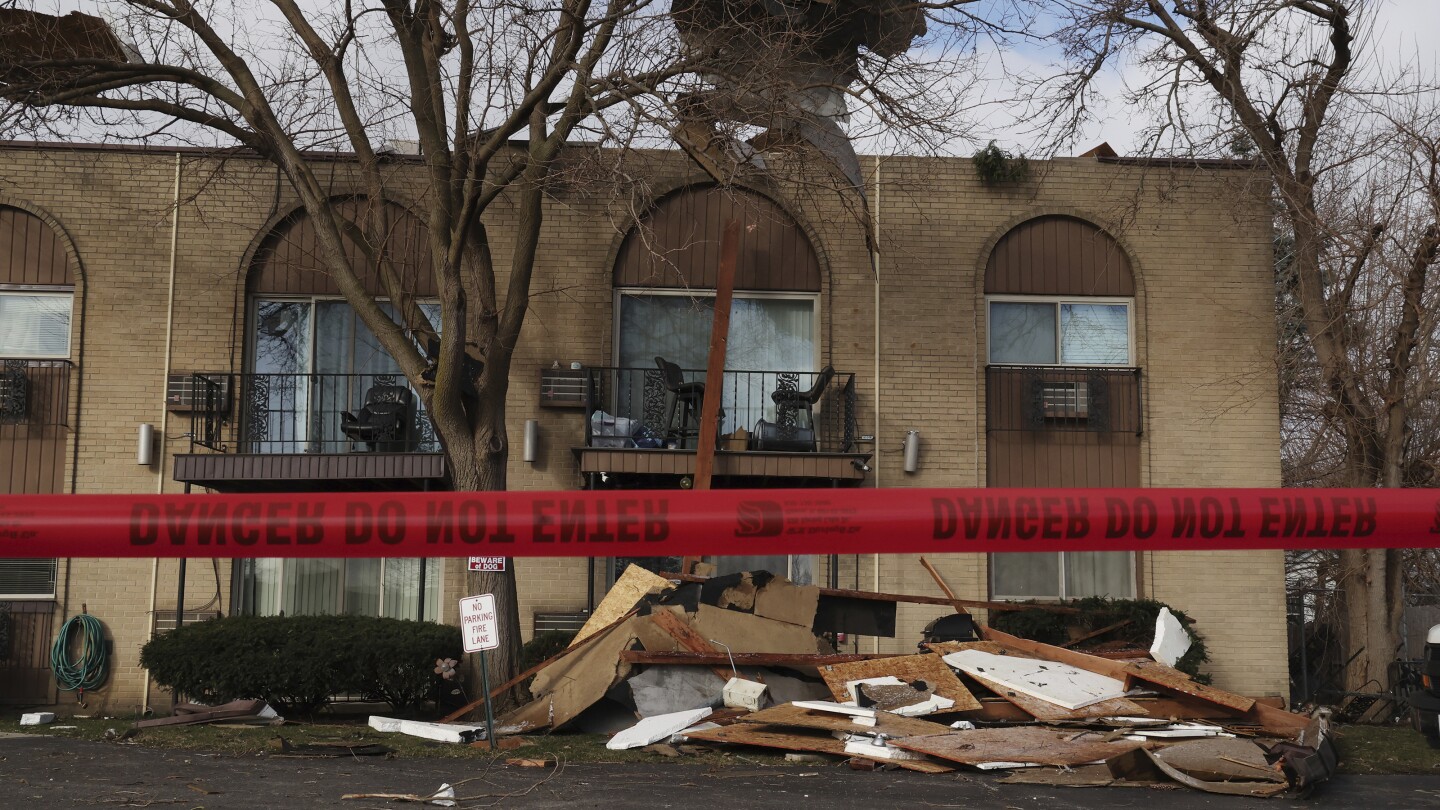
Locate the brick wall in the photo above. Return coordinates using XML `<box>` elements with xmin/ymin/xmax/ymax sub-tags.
<box><xmin>0</xmin><ymin>144</ymin><xmax>1286</xmax><ymax>709</ymax></box>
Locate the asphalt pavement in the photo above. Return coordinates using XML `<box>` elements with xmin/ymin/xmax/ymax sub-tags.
<box><xmin>5</xmin><ymin>732</ymin><xmax>1440</xmax><ymax>809</ymax></box>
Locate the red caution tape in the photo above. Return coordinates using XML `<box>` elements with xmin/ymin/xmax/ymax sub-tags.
<box><xmin>0</xmin><ymin>488</ymin><xmax>1436</xmax><ymax>559</ymax></box>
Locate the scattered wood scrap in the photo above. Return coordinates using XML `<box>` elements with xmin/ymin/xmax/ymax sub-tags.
<box><xmin>819</xmin><ymin>653</ymin><xmax>981</xmax><ymax>711</ymax></box>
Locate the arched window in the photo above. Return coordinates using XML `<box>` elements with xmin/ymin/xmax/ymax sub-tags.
<box><xmin>985</xmin><ymin>215</ymin><xmax>1139</xmax><ymax>601</ymax></box>
<box><xmin>1</xmin><ymin>204</ymin><xmax>76</xmax><ymax>601</ymax></box>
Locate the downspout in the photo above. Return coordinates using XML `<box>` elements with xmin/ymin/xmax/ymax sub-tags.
<box><xmin>142</xmin><ymin>152</ymin><xmax>183</xmax><ymax>715</ymax></box>
<box><xmin>870</xmin><ymin>156</ymin><xmax>881</xmax><ymax>655</ymax></box>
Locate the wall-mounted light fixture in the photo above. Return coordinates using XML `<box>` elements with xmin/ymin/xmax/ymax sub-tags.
<box><xmin>903</xmin><ymin>430</ymin><xmax>921</xmax><ymax>473</ymax></box>
<box><xmin>137</xmin><ymin>423</ymin><xmax>156</xmax><ymax>466</ymax></box>
<box><xmin>522</xmin><ymin>419</ymin><xmax>539</xmax><ymax>463</ymax></box>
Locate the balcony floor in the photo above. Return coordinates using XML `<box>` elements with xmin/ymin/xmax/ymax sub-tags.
<box><xmin>174</xmin><ymin>452</ymin><xmax>446</xmax><ymax>492</ymax></box>
<box><xmin>574</xmin><ymin>447</ymin><xmax>871</xmax><ymax>481</ymax></box>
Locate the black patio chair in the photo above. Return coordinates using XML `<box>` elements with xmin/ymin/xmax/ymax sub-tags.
<box><xmin>340</xmin><ymin>384</ymin><xmax>414</xmax><ymax>451</ymax></box>
<box><xmin>655</xmin><ymin>356</ymin><xmax>722</xmax><ymax>449</ymax></box>
<box><xmin>769</xmin><ymin>365</ymin><xmax>834</xmax><ymax>451</ymax></box>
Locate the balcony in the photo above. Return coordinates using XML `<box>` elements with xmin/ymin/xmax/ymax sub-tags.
<box><xmin>575</xmin><ymin>366</ymin><xmax>870</xmax><ymax>482</ymax></box>
<box><xmin>0</xmin><ymin>359</ymin><xmax>74</xmax><ymax>495</ymax></box>
<box><xmin>172</xmin><ymin>372</ymin><xmax>446</xmax><ymax>493</ymax></box>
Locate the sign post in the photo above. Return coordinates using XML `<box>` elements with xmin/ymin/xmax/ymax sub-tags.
<box><xmin>458</xmin><ymin>593</ymin><xmax>500</xmax><ymax>749</ymax></box>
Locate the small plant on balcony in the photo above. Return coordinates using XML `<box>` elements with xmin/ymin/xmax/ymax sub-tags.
<box><xmin>972</xmin><ymin>141</ymin><xmax>1030</xmax><ymax>186</ymax></box>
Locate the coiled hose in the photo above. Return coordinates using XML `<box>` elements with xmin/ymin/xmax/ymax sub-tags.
<box><xmin>51</xmin><ymin>613</ymin><xmax>108</xmax><ymax>694</ymax></box>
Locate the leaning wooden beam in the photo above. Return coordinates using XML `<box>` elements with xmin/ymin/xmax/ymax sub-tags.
<box><xmin>918</xmin><ymin>556</ymin><xmax>970</xmax><ymax>615</ymax></box>
<box><xmin>619</xmin><ymin>651</ymin><xmax>898</xmax><ymax>666</ymax></box>
<box><xmin>660</xmin><ymin>572</ymin><xmax>1078</xmax><ymax>614</ymax></box>
<box><xmin>440</xmin><ymin>610</ymin><xmax>636</xmax><ymax>724</ymax></box>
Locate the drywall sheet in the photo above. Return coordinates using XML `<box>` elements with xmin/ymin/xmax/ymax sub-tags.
<box><xmin>963</xmin><ymin>669</ymin><xmax>1147</xmax><ymax>721</ymax></box>
<box><xmin>944</xmin><ymin>649</ymin><xmax>1128</xmax><ymax>710</ymax></box>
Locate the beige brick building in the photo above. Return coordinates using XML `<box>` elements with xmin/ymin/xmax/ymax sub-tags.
<box><xmin>0</xmin><ymin>142</ymin><xmax>1287</xmax><ymax>714</ymax></box>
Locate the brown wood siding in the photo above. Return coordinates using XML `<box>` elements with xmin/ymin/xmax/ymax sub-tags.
<box><xmin>986</xmin><ymin>432</ymin><xmax>1140</xmax><ymax>488</ymax></box>
<box><xmin>0</xmin><ymin>429</ymin><xmax>65</xmax><ymax>494</ymax></box>
<box><xmin>984</xmin><ymin>215</ymin><xmax>1134</xmax><ymax>296</ymax></box>
<box><xmin>250</xmin><ymin>198</ymin><xmax>438</xmax><ymax>297</ymax></box>
<box><xmin>173</xmin><ymin>451</ymin><xmax>446</xmax><ymax>491</ymax></box>
<box><xmin>0</xmin><ymin>206</ymin><xmax>72</xmax><ymax>286</ymax></box>
<box><xmin>614</xmin><ymin>186</ymin><xmax>821</xmax><ymax>292</ymax></box>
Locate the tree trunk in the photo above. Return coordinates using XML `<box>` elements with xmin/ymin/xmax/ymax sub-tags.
<box><xmin>447</xmin><ymin>402</ymin><xmax>525</xmax><ymax>717</ymax></box>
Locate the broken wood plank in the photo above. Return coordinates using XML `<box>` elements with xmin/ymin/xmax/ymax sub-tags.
<box><xmin>661</xmin><ymin>572</ymin><xmax>1077</xmax><ymax>614</ymax></box>
<box><xmin>924</xmin><ymin>640</ymin><xmax>1014</xmax><ymax>656</ymax></box>
<box><xmin>684</xmin><ymin>723</ymin><xmax>954</xmax><ymax>773</ymax></box>
<box><xmin>442</xmin><ymin>609</ymin><xmax>638</xmax><ymax>723</ymax></box>
<box><xmin>918</xmin><ymin>556</ymin><xmax>969</xmax><ymax>615</ymax></box>
<box><xmin>819</xmin><ymin>654</ymin><xmax>982</xmax><ymax>712</ymax></box>
<box><xmin>1060</xmin><ymin>619</ymin><xmax>1132</xmax><ymax>649</ymax></box>
<box><xmin>619</xmin><ymin>651</ymin><xmax>896</xmax><ymax>667</ymax></box>
<box><xmin>647</xmin><ymin>606</ymin><xmax>738</xmax><ymax>682</ymax></box>
<box><xmin>735</xmin><ymin>703</ymin><xmax>951</xmax><ymax>738</ymax></box>
<box><xmin>891</xmin><ymin>727</ymin><xmax>1143</xmax><ymax>768</ymax></box>
<box><xmin>979</xmin><ymin>625</ymin><xmax>1131</xmax><ymax>678</ymax></box>
<box><xmin>1122</xmin><ymin>661</ymin><xmax>1255</xmax><ymax>714</ymax></box>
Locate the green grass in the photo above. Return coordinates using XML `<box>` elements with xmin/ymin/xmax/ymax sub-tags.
<box><xmin>1333</xmin><ymin>724</ymin><xmax>1440</xmax><ymax>775</ymax></box>
<box><xmin>2</xmin><ymin>715</ymin><xmax>791</xmax><ymax>766</ymax></box>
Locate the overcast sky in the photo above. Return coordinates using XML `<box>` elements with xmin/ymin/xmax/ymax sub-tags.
<box><xmin>30</xmin><ymin>0</ymin><xmax>1440</xmax><ymax>157</ymax></box>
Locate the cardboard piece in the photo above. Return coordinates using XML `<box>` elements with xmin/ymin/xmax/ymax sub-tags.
<box><xmin>683</xmin><ymin>723</ymin><xmax>954</xmax><ymax>773</ymax></box>
<box><xmin>944</xmin><ymin>649</ymin><xmax>1130</xmax><ymax>710</ymax></box>
<box><xmin>892</xmin><ymin>726</ymin><xmax>1144</xmax><ymax>768</ymax></box>
<box><xmin>820</xmin><ymin>653</ymin><xmax>981</xmax><ymax>712</ymax></box>
<box><xmin>752</xmin><ymin>577</ymin><xmax>821</xmax><ymax>628</ymax></box>
<box><xmin>736</xmin><ymin>702</ymin><xmax>950</xmax><ymax>738</ymax></box>
<box><xmin>1152</xmin><ymin>738</ymin><xmax>1285</xmax><ymax>783</ymax></box>
<box><xmin>607</xmin><ymin>707</ymin><xmax>713</xmax><ymax>750</ymax></box>
<box><xmin>571</xmin><ymin>565</ymin><xmax>671</xmax><ymax>647</ymax></box>
<box><xmin>689</xmin><ymin>604</ymin><xmax>828</xmax><ymax>655</ymax></box>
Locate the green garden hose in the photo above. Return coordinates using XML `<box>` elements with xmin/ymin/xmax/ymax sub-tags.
<box><xmin>51</xmin><ymin>613</ymin><xmax>108</xmax><ymax>694</ymax></box>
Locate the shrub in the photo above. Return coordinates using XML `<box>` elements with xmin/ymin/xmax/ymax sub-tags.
<box><xmin>991</xmin><ymin>596</ymin><xmax>1211</xmax><ymax>681</ymax></box>
<box><xmin>141</xmin><ymin>614</ymin><xmax>461</xmax><ymax>714</ymax></box>
<box><xmin>971</xmin><ymin>141</ymin><xmax>1030</xmax><ymax>185</ymax></box>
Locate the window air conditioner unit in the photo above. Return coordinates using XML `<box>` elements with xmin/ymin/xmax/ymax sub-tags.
<box><xmin>166</xmin><ymin>373</ymin><xmax>231</xmax><ymax>413</ymax></box>
<box><xmin>1041</xmin><ymin>380</ymin><xmax>1089</xmax><ymax>419</ymax></box>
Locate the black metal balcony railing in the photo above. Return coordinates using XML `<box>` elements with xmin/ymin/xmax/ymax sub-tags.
<box><xmin>189</xmin><ymin>373</ymin><xmax>439</xmax><ymax>454</ymax></box>
<box><xmin>986</xmin><ymin>366</ymin><xmax>1142</xmax><ymax>435</ymax></box>
<box><xmin>1</xmin><ymin>359</ymin><xmax>75</xmax><ymax>495</ymax></box>
<box><xmin>584</xmin><ymin>366</ymin><xmax>857</xmax><ymax>453</ymax></box>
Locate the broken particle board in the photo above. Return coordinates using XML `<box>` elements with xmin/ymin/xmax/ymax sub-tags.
<box><xmin>890</xmin><ymin>726</ymin><xmax>1143</xmax><ymax>768</ymax></box>
<box><xmin>683</xmin><ymin>723</ymin><xmax>953</xmax><ymax>773</ymax></box>
<box><xmin>944</xmin><ymin>649</ymin><xmax>1129</xmax><ymax>710</ymax></box>
<box><xmin>571</xmin><ymin>565</ymin><xmax>671</xmax><ymax>647</ymax></box>
<box><xmin>819</xmin><ymin>654</ymin><xmax>981</xmax><ymax>712</ymax></box>
<box><xmin>735</xmin><ymin>703</ymin><xmax>951</xmax><ymax>739</ymax></box>
<box><xmin>962</xmin><ymin>669</ymin><xmax>1147</xmax><ymax>722</ymax></box>
<box><xmin>923</xmin><ymin>640</ymin><xmax>1015</xmax><ymax>657</ymax></box>
<box><xmin>500</xmin><ymin>617</ymin><xmax>641</xmax><ymax>732</ymax></box>
<box><xmin>1151</xmin><ymin>738</ymin><xmax>1285</xmax><ymax>784</ymax></box>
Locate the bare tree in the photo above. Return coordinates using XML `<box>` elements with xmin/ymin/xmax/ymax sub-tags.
<box><xmin>0</xmin><ymin>0</ymin><xmax>1008</xmax><ymax>686</ymax></box>
<box><xmin>1036</xmin><ymin>1</ymin><xmax>1440</xmax><ymax>698</ymax></box>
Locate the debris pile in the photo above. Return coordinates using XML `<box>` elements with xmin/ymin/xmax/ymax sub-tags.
<box><xmin>448</xmin><ymin>563</ymin><xmax>1333</xmax><ymax>796</ymax></box>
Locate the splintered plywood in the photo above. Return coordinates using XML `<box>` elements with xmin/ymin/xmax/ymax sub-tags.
<box><xmin>571</xmin><ymin>565</ymin><xmax>672</xmax><ymax>647</ymax></box>
<box><xmin>737</xmin><ymin>703</ymin><xmax>952</xmax><ymax>739</ymax></box>
<box><xmin>1123</xmin><ymin>662</ymin><xmax>1255</xmax><ymax>713</ymax></box>
<box><xmin>924</xmin><ymin>641</ymin><xmax>1016</xmax><ymax>657</ymax></box>
<box><xmin>963</xmin><ymin>669</ymin><xmax>1147</xmax><ymax>721</ymax></box>
<box><xmin>502</xmin><ymin>617</ymin><xmax>639</xmax><ymax>731</ymax></box>
<box><xmin>944</xmin><ymin>649</ymin><xmax>1128</xmax><ymax>710</ymax></box>
<box><xmin>819</xmin><ymin>654</ymin><xmax>981</xmax><ymax>712</ymax></box>
<box><xmin>891</xmin><ymin>727</ymin><xmax>1143</xmax><ymax>768</ymax></box>
<box><xmin>684</xmin><ymin>724</ymin><xmax>954</xmax><ymax>773</ymax></box>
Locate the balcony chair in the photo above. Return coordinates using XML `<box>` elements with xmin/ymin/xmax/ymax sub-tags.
<box><xmin>766</xmin><ymin>365</ymin><xmax>834</xmax><ymax>452</ymax></box>
<box><xmin>340</xmin><ymin>384</ymin><xmax>414</xmax><ymax>452</ymax></box>
<box><xmin>655</xmin><ymin>356</ymin><xmax>722</xmax><ymax>449</ymax></box>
